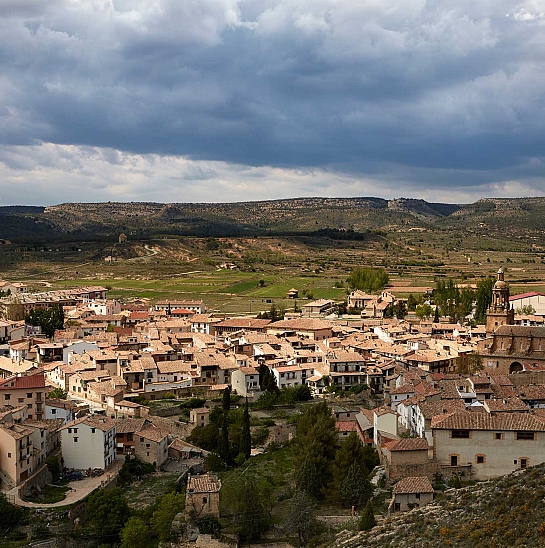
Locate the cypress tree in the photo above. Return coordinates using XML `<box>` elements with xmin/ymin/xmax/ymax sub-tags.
<box><xmin>222</xmin><ymin>386</ymin><xmax>231</xmax><ymax>411</ymax></box>
<box><xmin>359</xmin><ymin>500</ymin><xmax>376</xmax><ymax>531</ymax></box>
<box><xmin>240</xmin><ymin>398</ymin><xmax>251</xmax><ymax>460</ymax></box>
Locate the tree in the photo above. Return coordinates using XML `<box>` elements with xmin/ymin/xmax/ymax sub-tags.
<box><xmin>348</xmin><ymin>267</ymin><xmax>389</xmax><ymax>293</ymax></box>
<box><xmin>259</xmin><ymin>363</ymin><xmax>279</xmax><ymax>393</ymax></box>
<box><xmin>86</xmin><ymin>488</ymin><xmax>131</xmax><ymax>541</ymax></box>
<box><xmin>118</xmin><ymin>455</ymin><xmax>155</xmax><ymax>486</ymax></box>
<box><xmin>187</xmin><ymin>423</ymin><xmax>220</xmax><ymax>452</ymax></box>
<box><xmin>339</xmin><ymin>462</ymin><xmax>373</xmax><ymax>509</ymax></box>
<box><xmin>407</xmin><ymin>293</ymin><xmax>417</xmax><ymax>311</ymax></box>
<box><xmin>475</xmin><ymin>277</ymin><xmax>494</xmax><ymax>324</ymax></box>
<box><xmin>295</xmin><ymin>402</ymin><xmax>337</xmax><ymax>496</ymax></box>
<box><xmin>0</xmin><ymin>492</ymin><xmax>24</xmax><ymax>532</ymax></box>
<box><xmin>48</xmin><ymin>387</ymin><xmax>67</xmax><ymax>399</ymax></box>
<box><xmin>221</xmin><ymin>478</ymin><xmax>271</xmax><ymax>542</ymax></box>
<box><xmin>218</xmin><ymin>413</ymin><xmax>230</xmax><ymax>464</ymax></box>
<box><xmin>222</xmin><ymin>386</ymin><xmax>231</xmax><ymax>412</ymax></box>
<box><xmin>359</xmin><ymin>500</ymin><xmax>376</xmax><ymax>531</ymax></box>
<box><xmin>415</xmin><ymin>303</ymin><xmax>433</xmax><ymax>319</ymax></box>
<box><xmin>434</xmin><ymin>305</ymin><xmax>440</xmax><ymax>323</ymax></box>
<box><xmin>25</xmin><ymin>304</ymin><xmax>64</xmax><ymax>338</ymax></box>
<box><xmin>284</xmin><ymin>489</ymin><xmax>318</xmax><ymax>547</ymax></box>
<box><xmin>296</xmin><ymin>450</ymin><xmax>323</xmax><ymax>498</ymax></box>
<box><xmin>120</xmin><ymin>517</ymin><xmax>149</xmax><ymax>548</ymax></box>
<box><xmin>46</xmin><ymin>455</ymin><xmax>61</xmax><ymax>482</ymax></box>
<box><xmin>333</xmin><ymin>432</ymin><xmax>367</xmax><ymax>489</ymax></box>
<box><xmin>516</xmin><ymin>304</ymin><xmax>536</xmax><ymax>315</ymax></box>
<box><xmin>240</xmin><ymin>398</ymin><xmax>251</xmax><ymax>460</ymax></box>
<box><xmin>384</xmin><ymin>301</ymin><xmax>407</xmax><ymax>319</ymax></box>
<box><xmin>151</xmin><ymin>492</ymin><xmax>185</xmax><ymax>541</ymax></box>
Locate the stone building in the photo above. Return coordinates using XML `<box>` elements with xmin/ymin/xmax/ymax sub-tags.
<box><xmin>186</xmin><ymin>473</ymin><xmax>221</xmax><ymax>519</ymax></box>
<box><xmin>478</xmin><ymin>268</ymin><xmax>545</xmax><ymax>374</ymax></box>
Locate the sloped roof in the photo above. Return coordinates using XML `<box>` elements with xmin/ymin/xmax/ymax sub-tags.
<box><xmin>384</xmin><ymin>438</ymin><xmax>429</xmax><ymax>452</ymax></box>
<box><xmin>431</xmin><ymin>411</ymin><xmax>545</xmax><ymax>431</ymax></box>
<box><xmin>393</xmin><ymin>476</ymin><xmax>434</xmax><ymax>494</ymax></box>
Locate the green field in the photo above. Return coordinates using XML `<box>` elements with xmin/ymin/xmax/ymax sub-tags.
<box><xmin>50</xmin><ymin>271</ymin><xmax>347</xmax><ymax>314</ymax></box>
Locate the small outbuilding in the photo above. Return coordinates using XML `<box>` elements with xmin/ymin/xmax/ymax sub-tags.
<box><xmin>390</xmin><ymin>476</ymin><xmax>434</xmax><ymax>513</ymax></box>
<box><xmin>118</xmin><ymin>233</ymin><xmax>127</xmax><ymax>244</ymax></box>
<box><xmin>186</xmin><ymin>473</ymin><xmax>222</xmax><ymax>519</ymax></box>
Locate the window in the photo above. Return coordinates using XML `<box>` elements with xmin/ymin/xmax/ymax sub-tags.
<box><xmin>4</xmin><ymin>395</ymin><xmax>10</xmax><ymax>401</ymax></box>
<box><xmin>18</xmin><ymin>398</ymin><xmax>24</xmax><ymax>403</ymax></box>
<box><xmin>7</xmin><ymin>453</ymin><xmax>11</xmax><ymax>458</ymax></box>
<box><xmin>68</xmin><ymin>428</ymin><xmax>72</xmax><ymax>433</ymax></box>
<box><xmin>416</xmin><ymin>493</ymin><xmax>420</xmax><ymax>500</ymax></box>
<box><xmin>450</xmin><ymin>455</ymin><xmax>458</xmax><ymax>466</ymax></box>
<box><xmin>452</xmin><ymin>430</ymin><xmax>470</xmax><ymax>439</ymax></box>
<box><xmin>73</xmin><ymin>428</ymin><xmax>78</xmax><ymax>433</ymax></box>
<box><xmin>27</xmin><ymin>404</ymin><xmax>32</xmax><ymax>409</ymax></box>
<box><xmin>520</xmin><ymin>458</ymin><xmax>528</xmax><ymax>469</ymax></box>
<box><xmin>476</xmin><ymin>455</ymin><xmax>485</xmax><ymax>464</ymax></box>
<box><xmin>495</xmin><ymin>432</ymin><xmax>503</xmax><ymax>440</ymax></box>
<box><xmin>74</xmin><ymin>437</ymin><xmax>78</xmax><ymax>442</ymax></box>
<box><xmin>516</xmin><ymin>431</ymin><xmax>535</xmax><ymax>440</ymax></box>
<box><xmin>91</xmin><ymin>428</ymin><xmax>96</xmax><ymax>433</ymax></box>
<box><xmin>51</xmin><ymin>409</ymin><xmax>56</xmax><ymax>415</ymax></box>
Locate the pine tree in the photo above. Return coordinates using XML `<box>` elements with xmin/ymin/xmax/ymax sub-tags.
<box><xmin>284</xmin><ymin>489</ymin><xmax>317</xmax><ymax>547</ymax></box>
<box><xmin>339</xmin><ymin>462</ymin><xmax>373</xmax><ymax>509</ymax></box>
<box><xmin>359</xmin><ymin>500</ymin><xmax>376</xmax><ymax>531</ymax></box>
<box><xmin>240</xmin><ymin>397</ymin><xmax>251</xmax><ymax>460</ymax></box>
<box><xmin>434</xmin><ymin>305</ymin><xmax>440</xmax><ymax>323</ymax></box>
<box><xmin>333</xmin><ymin>433</ymin><xmax>366</xmax><ymax>486</ymax></box>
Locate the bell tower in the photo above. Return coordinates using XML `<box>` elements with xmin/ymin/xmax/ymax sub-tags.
<box><xmin>486</xmin><ymin>267</ymin><xmax>514</xmax><ymax>334</ymax></box>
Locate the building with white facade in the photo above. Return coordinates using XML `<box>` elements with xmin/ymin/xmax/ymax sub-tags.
<box><xmin>60</xmin><ymin>415</ymin><xmax>116</xmax><ymax>470</ymax></box>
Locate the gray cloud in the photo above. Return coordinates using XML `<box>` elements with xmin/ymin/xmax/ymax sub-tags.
<box><xmin>0</xmin><ymin>0</ymin><xmax>545</xmax><ymax>204</ymax></box>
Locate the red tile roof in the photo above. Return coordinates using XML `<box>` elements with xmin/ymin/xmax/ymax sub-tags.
<box><xmin>0</xmin><ymin>373</ymin><xmax>46</xmax><ymax>390</ymax></box>
<box><xmin>393</xmin><ymin>476</ymin><xmax>433</xmax><ymax>494</ymax></box>
<box><xmin>510</xmin><ymin>292</ymin><xmax>544</xmax><ymax>301</ymax></box>
<box><xmin>384</xmin><ymin>438</ymin><xmax>429</xmax><ymax>452</ymax></box>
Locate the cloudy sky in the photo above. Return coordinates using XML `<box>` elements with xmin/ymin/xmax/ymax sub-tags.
<box><xmin>1</xmin><ymin>0</ymin><xmax>545</xmax><ymax>205</ymax></box>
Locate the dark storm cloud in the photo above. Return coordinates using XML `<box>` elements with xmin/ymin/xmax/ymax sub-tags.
<box><xmin>1</xmin><ymin>0</ymin><xmax>545</xmax><ymax>203</ymax></box>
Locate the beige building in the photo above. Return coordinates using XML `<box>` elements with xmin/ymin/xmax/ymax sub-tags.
<box><xmin>0</xmin><ymin>373</ymin><xmax>47</xmax><ymax>420</ymax></box>
<box><xmin>190</xmin><ymin>408</ymin><xmax>210</xmax><ymax>427</ymax></box>
<box><xmin>134</xmin><ymin>426</ymin><xmax>169</xmax><ymax>467</ymax></box>
<box><xmin>0</xmin><ymin>422</ymin><xmax>34</xmax><ymax>486</ymax></box>
<box><xmin>431</xmin><ymin>411</ymin><xmax>545</xmax><ymax>480</ymax></box>
<box><xmin>382</xmin><ymin>438</ymin><xmax>430</xmax><ymax>481</ymax></box>
<box><xmin>186</xmin><ymin>473</ymin><xmax>221</xmax><ymax>519</ymax></box>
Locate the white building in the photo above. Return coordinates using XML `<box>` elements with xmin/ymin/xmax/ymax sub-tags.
<box><xmin>60</xmin><ymin>416</ymin><xmax>116</xmax><ymax>470</ymax></box>
<box><xmin>46</xmin><ymin>399</ymin><xmax>77</xmax><ymax>424</ymax></box>
<box><xmin>231</xmin><ymin>366</ymin><xmax>262</xmax><ymax>398</ymax></box>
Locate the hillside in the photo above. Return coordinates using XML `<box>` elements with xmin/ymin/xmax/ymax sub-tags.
<box><xmin>334</xmin><ymin>464</ymin><xmax>545</xmax><ymax>548</ymax></box>
<box><xmin>0</xmin><ymin>196</ymin><xmax>543</xmax><ymax>241</ymax></box>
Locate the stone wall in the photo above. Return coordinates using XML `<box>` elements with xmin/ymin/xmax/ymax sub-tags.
<box><xmin>19</xmin><ymin>465</ymin><xmax>53</xmax><ymax>498</ymax></box>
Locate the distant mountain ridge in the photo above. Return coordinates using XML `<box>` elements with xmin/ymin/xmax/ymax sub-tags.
<box><xmin>1</xmin><ymin>196</ymin><xmax>544</xmax><ymax>241</ymax></box>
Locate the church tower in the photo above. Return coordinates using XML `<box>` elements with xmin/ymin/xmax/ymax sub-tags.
<box><xmin>486</xmin><ymin>267</ymin><xmax>514</xmax><ymax>334</ymax></box>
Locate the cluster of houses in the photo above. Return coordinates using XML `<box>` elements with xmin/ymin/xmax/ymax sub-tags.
<box><xmin>0</xmin><ymin>271</ymin><xmax>544</xmax><ymax>515</ymax></box>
